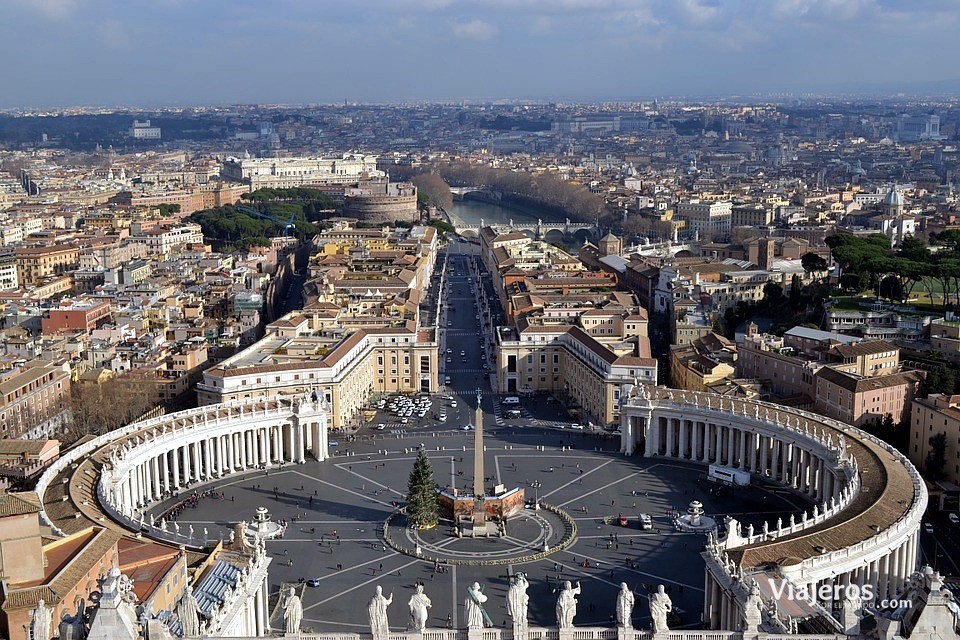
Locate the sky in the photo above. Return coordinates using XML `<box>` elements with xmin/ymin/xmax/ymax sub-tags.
<box><xmin>3</xmin><ymin>0</ymin><xmax>960</xmax><ymax>108</ymax></box>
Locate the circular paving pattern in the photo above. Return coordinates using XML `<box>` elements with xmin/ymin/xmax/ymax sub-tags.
<box><xmin>384</xmin><ymin>504</ymin><xmax>577</xmax><ymax>565</ymax></box>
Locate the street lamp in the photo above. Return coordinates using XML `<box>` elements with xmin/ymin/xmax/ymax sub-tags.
<box><xmin>531</xmin><ymin>480</ymin><xmax>541</xmax><ymax>510</ymax></box>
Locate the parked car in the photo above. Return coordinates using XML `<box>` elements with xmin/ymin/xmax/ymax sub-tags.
<box><xmin>950</xmin><ymin>513</ymin><xmax>959</xmax><ymax>525</ymax></box>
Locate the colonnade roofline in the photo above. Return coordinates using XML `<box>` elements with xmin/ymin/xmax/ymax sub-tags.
<box><xmin>619</xmin><ymin>385</ymin><xmax>925</xmax><ymax>574</ymax></box>
<box><xmin>36</xmin><ymin>396</ymin><xmax>330</xmax><ymax>543</ymax></box>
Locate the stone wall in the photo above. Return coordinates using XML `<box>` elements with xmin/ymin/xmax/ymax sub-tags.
<box><xmin>343</xmin><ymin>194</ymin><xmax>418</xmax><ymax>224</ymax></box>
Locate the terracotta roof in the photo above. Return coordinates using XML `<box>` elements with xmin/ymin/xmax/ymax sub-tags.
<box><xmin>827</xmin><ymin>340</ymin><xmax>897</xmax><ymax>359</ymax></box>
<box><xmin>0</xmin><ymin>491</ymin><xmax>42</xmax><ymax>517</ymax></box>
<box><xmin>816</xmin><ymin>367</ymin><xmax>922</xmax><ymax>394</ymax></box>
<box><xmin>0</xmin><ymin>440</ymin><xmax>57</xmax><ymax>457</ymax></box>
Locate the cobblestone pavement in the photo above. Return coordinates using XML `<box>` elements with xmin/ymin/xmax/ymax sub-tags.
<box><xmin>151</xmin><ymin>426</ymin><xmax>809</xmax><ymax>633</ymax></box>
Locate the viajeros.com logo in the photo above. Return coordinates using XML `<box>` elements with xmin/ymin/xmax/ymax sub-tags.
<box><xmin>767</xmin><ymin>581</ymin><xmax>911</xmax><ymax>609</ymax></box>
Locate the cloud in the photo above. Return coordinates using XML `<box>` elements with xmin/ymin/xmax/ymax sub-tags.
<box><xmin>17</xmin><ymin>0</ymin><xmax>80</xmax><ymax>19</ymax></box>
<box><xmin>451</xmin><ymin>19</ymin><xmax>497</xmax><ymax>40</ymax></box>
<box><xmin>97</xmin><ymin>18</ymin><xmax>133</xmax><ymax>50</ymax></box>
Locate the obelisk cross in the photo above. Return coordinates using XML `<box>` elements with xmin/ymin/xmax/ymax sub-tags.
<box><xmin>473</xmin><ymin>388</ymin><xmax>484</xmax><ymax>500</ymax></box>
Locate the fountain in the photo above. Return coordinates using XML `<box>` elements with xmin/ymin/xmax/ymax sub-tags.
<box><xmin>674</xmin><ymin>500</ymin><xmax>718</xmax><ymax>533</ymax></box>
<box><xmin>243</xmin><ymin>506</ymin><xmax>286</xmax><ymax>540</ymax></box>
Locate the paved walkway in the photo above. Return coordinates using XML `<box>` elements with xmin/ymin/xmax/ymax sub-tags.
<box><xmin>148</xmin><ymin>427</ymin><xmax>809</xmax><ymax>633</ymax></box>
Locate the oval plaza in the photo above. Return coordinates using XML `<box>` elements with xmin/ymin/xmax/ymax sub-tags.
<box><xmin>32</xmin><ymin>371</ymin><xmax>944</xmax><ymax>639</ymax></box>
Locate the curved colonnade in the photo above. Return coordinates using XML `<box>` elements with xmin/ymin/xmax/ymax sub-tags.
<box><xmin>34</xmin><ymin>386</ymin><xmax>925</xmax><ymax>636</ymax></box>
<box><xmin>619</xmin><ymin>386</ymin><xmax>926</xmax><ymax>631</ymax></box>
<box><xmin>36</xmin><ymin>396</ymin><xmax>329</xmax><ymax>549</ymax></box>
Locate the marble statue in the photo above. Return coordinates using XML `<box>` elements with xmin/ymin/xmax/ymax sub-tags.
<box><xmin>616</xmin><ymin>583</ymin><xmax>635</xmax><ymax>628</ymax></box>
<box><xmin>649</xmin><ymin>585</ymin><xmax>672</xmax><ymax>633</ymax></box>
<box><xmin>464</xmin><ymin>582</ymin><xmax>489</xmax><ymax>629</ymax></box>
<box><xmin>841</xmin><ymin>587</ymin><xmax>862</xmax><ymax>634</ymax></box>
<box><xmin>367</xmin><ymin>586</ymin><xmax>393</xmax><ymax>640</ymax></box>
<box><xmin>743</xmin><ymin>581</ymin><xmax>763</xmax><ymax>631</ymax></box>
<box><xmin>58</xmin><ymin>611</ymin><xmax>85</xmax><ymax>640</ymax></box>
<box><xmin>177</xmin><ymin>585</ymin><xmax>200</xmax><ymax>637</ymax></box>
<box><xmin>555</xmin><ymin>580</ymin><xmax>580</xmax><ymax>629</ymax></box>
<box><xmin>31</xmin><ymin>598</ymin><xmax>53</xmax><ymax>640</ymax></box>
<box><xmin>506</xmin><ymin>572</ymin><xmax>529</xmax><ymax>625</ymax></box>
<box><xmin>407</xmin><ymin>584</ymin><xmax>431</xmax><ymax>632</ymax></box>
<box><xmin>283</xmin><ymin>586</ymin><xmax>303</xmax><ymax>635</ymax></box>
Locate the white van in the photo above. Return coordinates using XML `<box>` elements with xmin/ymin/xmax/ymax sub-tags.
<box><xmin>502</xmin><ymin>396</ymin><xmax>520</xmax><ymax>405</ymax></box>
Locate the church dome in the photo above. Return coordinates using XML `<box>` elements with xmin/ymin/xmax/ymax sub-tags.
<box><xmin>883</xmin><ymin>185</ymin><xmax>905</xmax><ymax>207</ymax></box>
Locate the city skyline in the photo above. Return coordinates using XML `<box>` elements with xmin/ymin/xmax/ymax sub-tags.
<box><xmin>4</xmin><ymin>0</ymin><xmax>960</xmax><ymax>108</ymax></box>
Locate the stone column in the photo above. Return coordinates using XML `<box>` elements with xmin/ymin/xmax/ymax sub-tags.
<box><xmin>180</xmin><ymin>445</ymin><xmax>190</xmax><ymax>483</ymax></box>
<box><xmin>254</xmin><ymin>588</ymin><xmax>263</xmax><ymax>636</ymax></box>
<box><xmin>643</xmin><ymin>416</ymin><xmax>657</xmax><ymax>456</ymax></box>
<box><xmin>277</xmin><ymin>425</ymin><xmax>286</xmax><ymax>463</ymax></box>
<box><xmin>737</xmin><ymin>429</ymin><xmax>750</xmax><ymax>471</ymax></box>
<box><xmin>770</xmin><ymin>439</ymin><xmax>780</xmax><ymax>482</ymax></box>
<box><xmin>193</xmin><ymin>442</ymin><xmax>202</xmax><ymax>481</ymax></box>
<box><xmin>679</xmin><ymin>419</ymin><xmax>688</xmax><ymax>459</ymax></box>
<box><xmin>171</xmin><ymin>446</ymin><xmax>180</xmax><ymax>489</ymax></box>
<box><xmin>161</xmin><ymin>451</ymin><xmax>170</xmax><ymax>495</ymax></box>
<box><xmin>144</xmin><ymin>461</ymin><xmax>153</xmax><ymax>502</ymax></box>
<box><xmin>666</xmin><ymin>419</ymin><xmax>675</xmax><ymax>458</ymax></box>
<box><xmin>711</xmin><ymin>423</ymin><xmax>723</xmax><ymax>464</ymax></box>
<box><xmin>296</xmin><ymin>424</ymin><xmax>306</xmax><ymax>463</ymax></box>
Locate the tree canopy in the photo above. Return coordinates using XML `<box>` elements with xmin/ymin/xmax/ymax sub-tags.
<box><xmin>824</xmin><ymin>232</ymin><xmax>960</xmax><ymax>307</ymax></box>
<box><xmin>187</xmin><ymin>202</ymin><xmax>322</xmax><ymax>252</ymax></box>
<box><xmin>412</xmin><ymin>173</ymin><xmax>453</xmax><ymax>210</ymax></box>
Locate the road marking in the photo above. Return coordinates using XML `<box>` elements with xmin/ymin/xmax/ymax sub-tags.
<box><xmin>558</xmin><ymin>552</ymin><xmax>705</xmax><ymax>592</ymax></box>
<box><xmin>556</xmin><ymin>471</ymin><xmax>639</xmax><ymax>508</ymax></box>
<box><xmin>291</xmin><ymin>470</ymin><xmax>398</xmax><ymax>506</ymax></box>
<box><xmin>541</xmin><ymin>459</ymin><xmax>617</xmax><ymax>500</ymax></box>
<box><xmin>301</xmin><ymin>557</ymin><xmax>423</xmax><ymax>612</ymax></box>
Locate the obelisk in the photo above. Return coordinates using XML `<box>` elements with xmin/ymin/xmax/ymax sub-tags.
<box><xmin>472</xmin><ymin>388</ymin><xmax>486</xmax><ymax>529</ymax></box>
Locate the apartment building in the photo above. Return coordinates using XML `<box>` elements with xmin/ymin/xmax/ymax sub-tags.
<box><xmin>0</xmin><ymin>253</ymin><xmax>18</xmax><ymax>291</ymax></box>
<box><xmin>41</xmin><ymin>300</ymin><xmax>111</xmax><ymax>334</ymax></box>
<box><xmin>670</xmin><ymin>332</ymin><xmax>737</xmax><ymax>392</ymax></box>
<box><xmin>675</xmin><ymin>199</ymin><xmax>732</xmax><ymax>240</ymax></box>
<box><xmin>14</xmin><ymin>244</ymin><xmax>80</xmax><ymax>286</ymax></box>
<box><xmin>815</xmin><ymin>367</ymin><xmax>923</xmax><ymax>427</ymax></box>
<box><xmin>825</xmin><ymin>305</ymin><xmax>932</xmax><ymax>342</ymax></box>
<box><xmin>496</xmin><ymin>319</ymin><xmax>656</xmax><ymax>426</ymax></box>
<box><xmin>910</xmin><ymin>394</ymin><xmax>960</xmax><ymax>484</ymax></box>
<box><xmin>929</xmin><ymin>316</ymin><xmax>960</xmax><ymax>366</ymax></box>
<box><xmin>730</xmin><ymin>203</ymin><xmax>773</xmax><ymax>228</ymax></box>
<box><xmin>738</xmin><ymin>325</ymin><xmax>921</xmax><ymax>425</ymax></box>
<box><xmin>128</xmin><ymin>223</ymin><xmax>204</xmax><ymax>257</ymax></box>
<box><xmin>0</xmin><ymin>360</ymin><xmax>71</xmax><ymax>439</ymax></box>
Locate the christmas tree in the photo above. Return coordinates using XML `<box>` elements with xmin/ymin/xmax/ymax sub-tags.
<box><xmin>406</xmin><ymin>450</ymin><xmax>439</xmax><ymax>529</ymax></box>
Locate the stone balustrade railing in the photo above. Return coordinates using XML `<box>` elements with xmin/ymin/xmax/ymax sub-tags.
<box><xmin>644</xmin><ymin>392</ymin><xmax>861</xmax><ymax>544</ymax></box>
<box><xmin>228</xmin><ymin>628</ymin><xmax>844</xmax><ymax>640</ymax></box>
<box><xmin>35</xmin><ymin>397</ymin><xmax>298</xmax><ymax>538</ymax></box>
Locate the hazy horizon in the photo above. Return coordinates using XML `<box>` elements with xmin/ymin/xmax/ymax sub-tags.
<box><xmin>4</xmin><ymin>0</ymin><xmax>960</xmax><ymax>109</ymax></box>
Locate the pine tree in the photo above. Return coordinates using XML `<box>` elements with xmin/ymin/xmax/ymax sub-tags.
<box><xmin>406</xmin><ymin>450</ymin><xmax>439</xmax><ymax>529</ymax></box>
